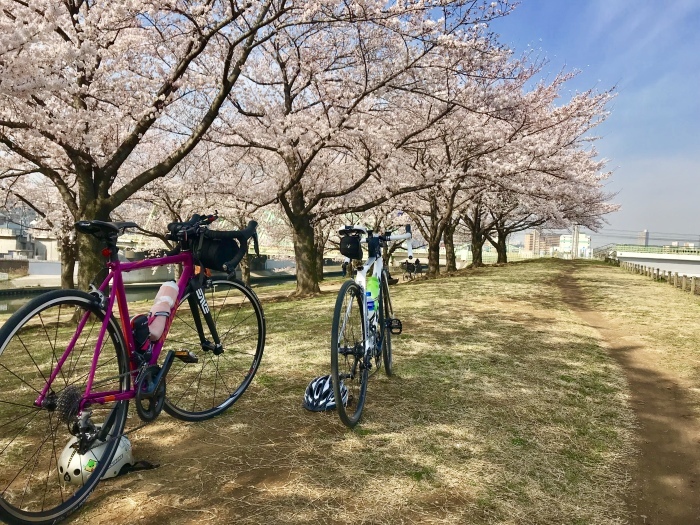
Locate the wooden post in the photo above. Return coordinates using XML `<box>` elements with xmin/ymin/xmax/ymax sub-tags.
<box><xmin>682</xmin><ymin>275</ymin><xmax>687</xmax><ymax>291</ymax></box>
<box><xmin>674</xmin><ymin>272</ymin><xmax>678</xmax><ymax>288</ymax></box>
<box><xmin>692</xmin><ymin>277</ymin><xmax>697</xmax><ymax>295</ymax></box>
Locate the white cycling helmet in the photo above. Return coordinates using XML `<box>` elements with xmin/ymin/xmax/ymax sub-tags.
<box><xmin>303</xmin><ymin>375</ymin><xmax>348</xmax><ymax>412</ymax></box>
<box><xmin>58</xmin><ymin>434</ymin><xmax>134</xmax><ymax>485</ymax></box>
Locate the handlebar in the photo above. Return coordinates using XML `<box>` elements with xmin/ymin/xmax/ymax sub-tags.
<box><xmin>339</xmin><ymin>224</ymin><xmax>413</xmax><ymax>259</ymax></box>
<box><xmin>382</xmin><ymin>224</ymin><xmax>412</xmax><ymax>243</ymax></box>
<box><xmin>204</xmin><ymin>220</ymin><xmax>259</xmax><ymax>272</ymax></box>
<box><xmin>167</xmin><ymin>214</ymin><xmax>260</xmax><ymax>273</ymax></box>
<box><xmin>166</xmin><ymin>213</ymin><xmax>217</xmax><ymax>241</ymax></box>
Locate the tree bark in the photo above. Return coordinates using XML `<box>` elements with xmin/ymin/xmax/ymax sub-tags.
<box><xmin>292</xmin><ymin>217</ymin><xmax>321</xmax><ymax>295</ymax></box>
<box><xmin>471</xmin><ymin>233</ymin><xmax>486</xmax><ymax>267</ymax></box>
<box><xmin>495</xmin><ymin>230</ymin><xmax>508</xmax><ymax>264</ymax></box>
<box><xmin>444</xmin><ymin>219</ymin><xmax>458</xmax><ymax>272</ymax></box>
<box><xmin>279</xmin><ymin>182</ymin><xmax>321</xmax><ymax>295</ymax></box>
<box><xmin>240</xmin><ymin>253</ymin><xmax>251</xmax><ymax>287</ymax></box>
<box><xmin>315</xmin><ymin>246</ymin><xmax>325</xmax><ymax>283</ymax></box>
<box><xmin>76</xmin><ymin>196</ymin><xmax>115</xmax><ymax>291</ymax></box>
<box><xmin>76</xmin><ymin>231</ymin><xmax>107</xmax><ymax>291</ymax></box>
<box><xmin>427</xmin><ymin>239</ymin><xmax>441</xmax><ymax>276</ymax></box>
<box><xmin>60</xmin><ymin>237</ymin><xmax>76</xmax><ymax>289</ymax></box>
<box><xmin>313</xmin><ymin>222</ymin><xmax>328</xmax><ymax>283</ymax></box>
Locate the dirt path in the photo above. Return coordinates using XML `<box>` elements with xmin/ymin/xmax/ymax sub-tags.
<box><xmin>557</xmin><ymin>271</ymin><xmax>700</xmax><ymax>525</ymax></box>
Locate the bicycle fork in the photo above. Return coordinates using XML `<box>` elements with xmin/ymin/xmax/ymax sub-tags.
<box><xmin>186</xmin><ymin>279</ymin><xmax>224</xmax><ymax>356</ymax></box>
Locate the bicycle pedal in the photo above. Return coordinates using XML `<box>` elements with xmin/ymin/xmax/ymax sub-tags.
<box><xmin>174</xmin><ymin>350</ymin><xmax>199</xmax><ymax>363</ymax></box>
<box><xmin>390</xmin><ymin>318</ymin><xmax>403</xmax><ymax>335</ymax></box>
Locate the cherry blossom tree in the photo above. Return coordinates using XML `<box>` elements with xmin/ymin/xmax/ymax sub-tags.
<box><xmin>407</xmin><ymin>67</ymin><xmax>617</xmax><ymax>270</ymax></box>
<box><xmin>212</xmin><ymin>1</ymin><xmax>516</xmax><ymax>294</ymax></box>
<box><xmin>0</xmin><ymin>0</ymin><xmax>324</xmax><ymax>289</ymax></box>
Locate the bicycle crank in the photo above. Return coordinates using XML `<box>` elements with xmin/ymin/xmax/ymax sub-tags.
<box><xmin>135</xmin><ymin>351</ymin><xmax>175</xmax><ymax>421</ymax></box>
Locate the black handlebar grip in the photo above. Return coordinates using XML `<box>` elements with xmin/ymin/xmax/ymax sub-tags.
<box><xmin>222</xmin><ymin>250</ymin><xmax>246</xmax><ymax>274</ymax></box>
<box><xmin>219</xmin><ymin>221</ymin><xmax>259</xmax><ymax>273</ymax></box>
<box><xmin>204</xmin><ymin>220</ymin><xmax>258</xmax><ymax>241</ymax></box>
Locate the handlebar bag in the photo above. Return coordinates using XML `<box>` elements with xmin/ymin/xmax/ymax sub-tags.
<box><xmin>196</xmin><ymin>235</ymin><xmax>239</xmax><ymax>272</ymax></box>
<box><xmin>340</xmin><ymin>235</ymin><xmax>363</xmax><ymax>260</ymax></box>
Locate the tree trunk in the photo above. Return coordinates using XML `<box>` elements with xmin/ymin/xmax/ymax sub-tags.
<box><xmin>60</xmin><ymin>236</ymin><xmax>76</xmax><ymax>289</ymax></box>
<box><xmin>76</xmin><ymin>232</ymin><xmax>107</xmax><ymax>291</ymax></box>
<box><xmin>444</xmin><ymin>220</ymin><xmax>457</xmax><ymax>272</ymax></box>
<box><xmin>315</xmin><ymin>247</ymin><xmax>325</xmax><ymax>283</ymax></box>
<box><xmin>486</xmin><ymin>228</ymin><xmax>509</xmax><ymax>264</ymax></box>
<box><xmin>75</xmin><ymin>197</ymin><xmax>115</xmax><ymax>291</ymax></box>
<box><xmin>496</xmin><ymin>231</ymin><xmax>508</xmax><ymax>264</ymax></box>
<box><xmin>313</xmin><ymin>222</ymin><xmax>329</xmax><ymax>283</ymax></box>
<box><xmin>427</xmin><ymin>239</ymin><xmax>440</xmax><ymax>277</ymax></box>
<box><xmin>471</xmin><ymin>233</ymin><xmax>486</xmax><ymax>267</ymax></box>
<box><xmin>279</xmin><ymin>182</ymin><xmax>321</xmax><ymax>295</ymax></box>
<box><xmin>240</xmin><ymin>253</ymin><xmax>251</xmax><ymax>287</ymax></box>
<box><xmin>291</xmin><ymin>216</ymin><xmax>321</xmax><ymax>295</ymax></box>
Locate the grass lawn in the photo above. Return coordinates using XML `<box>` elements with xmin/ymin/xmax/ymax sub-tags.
<box><xmin>0</xmin><ymin>259</ymin><xmax>640</xmax><ymax>524</ymax></box>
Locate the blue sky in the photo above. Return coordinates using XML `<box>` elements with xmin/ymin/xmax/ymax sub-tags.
<box><xmin>488</xmin><ymin>0</ymin><xmax>700</xmax><ymax>246</ymax></box>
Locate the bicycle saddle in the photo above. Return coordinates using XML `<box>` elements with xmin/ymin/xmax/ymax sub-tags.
<box><xmin>75</xmin><ymin>220</ymin><xmax>138</xmax><ymax>238</ymax></box>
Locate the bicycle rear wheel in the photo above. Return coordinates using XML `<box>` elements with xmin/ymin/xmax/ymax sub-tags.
<box><xmin>163</xmin><ymin>279</ymin><xmax>265</xmax><ymax>422</ymax></box>
<box><xmin>331</xmin><ymin>280</ymin><xmax>368</xmax><ymax>428</ymax></box>
<box><xmin>0</xmin><ymin>290</ymin><xmax>129</xmax><ymax>525</ymax></box>
<box><xmin>380</xmin><ymin>270</ymin><xmax>393</xmax><ymax>376</ymax></box>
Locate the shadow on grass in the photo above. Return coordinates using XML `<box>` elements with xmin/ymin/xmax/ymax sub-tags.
<box><xmin>561</xmin><ymin>261</ymin><xmax>700</xmax><ymax>525</ymax></box>
<box><xmin>67</xmin><ymin>260</ymin><xmax>639</xmax><ymax>525</ymax></box>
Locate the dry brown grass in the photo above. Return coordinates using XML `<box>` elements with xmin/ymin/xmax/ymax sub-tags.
<box><xmin>573</xmin><ymin>261</ymin><xmax>700</xmax><ymax>415</ymax></box>
<box><xmin>43</xmin><ymin>259</ymin><xmax>636</xmax><ymax>525</ymax></box>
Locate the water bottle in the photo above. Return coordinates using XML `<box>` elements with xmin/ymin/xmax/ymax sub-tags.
<box><xmin>366</xmin><ymin>276</ymin><xmax>380</xmax><ymax>324</ymax></box>
<box><xmin>147</xmin><ymin>281</ymin><xmax>178</xmax><ymax>341</ymax></box>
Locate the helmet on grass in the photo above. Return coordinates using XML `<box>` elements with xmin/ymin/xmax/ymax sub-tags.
<box><xmin>58</xmin><ymin>434</ymin><xmax>134</xmax><ymax>485</ymax></box>
<box><xmin>303</xmin><ymin>375</ymin><xmax>348</xmax><ymax>412</ymax></box>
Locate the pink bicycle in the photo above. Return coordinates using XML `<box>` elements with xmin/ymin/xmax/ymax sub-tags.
<box><xmin>0</xmin><ymin>213</ymin><xmax>265</xmax><ymax>525</ymax></box>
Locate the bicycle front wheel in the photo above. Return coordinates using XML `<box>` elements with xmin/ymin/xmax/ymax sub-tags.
<box><xmin>164</xmin><ymin>279</ymin><xmax>265</xmax><ymax>422</ymax></box>
<box><xmin>0</xmin><ymin>290</ymin><xmax>129</xmax><ymax>525</ymax></box>
<box><xmin>331</xmin><ymin>280</ymin><xmax>368</xmax><ymax>428</ymax></box>
<box><xmin>380</xmin><ymin>270</ymin><xmax>393</xmax><ymax>376</ymax></box>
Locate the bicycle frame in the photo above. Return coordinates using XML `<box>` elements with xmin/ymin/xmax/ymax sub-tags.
<box><xmin>34</xmin><ymin>250</ymin><xmax>197</xmax><ymax>409</ymax></box>
<box><xmin>351</xmin><ymin>226</ymin><xmax>411</xmax><ymax>357</ymax></box>
<box><xmin>353</xmin><ymin>254</ymin><xmax>384</xmax><ymax>357</ymax></box>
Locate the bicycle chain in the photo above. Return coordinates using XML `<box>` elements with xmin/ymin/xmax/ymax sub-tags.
<box><xmin>68</xmin><ymin>366</ymin><xmax>160</xmax><ymax>451</ymax></box>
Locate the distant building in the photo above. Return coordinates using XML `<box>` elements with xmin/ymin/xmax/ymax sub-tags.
<box><xmin>560</xmin><ymin>233</ymin><xmax>592</xmax><ymax>258</ymax></box>
<box><xmin>637</xmin><ymin>229</ymin><xmax>649</xmax><ymax>246</ymax></box>
<box><xmin>0</xmin><ymin>228</ymin><xmax>35</xmax><ymax>259</ymax></box>
<box><xmin>524</xmin><ymin>231</ymin><xmax>560</xmax><ymax>255</ymax></box>
<box><xmin>33</xmin><ymin>232</ymin><xmax>60</xmax><ymax>261</ymax></box>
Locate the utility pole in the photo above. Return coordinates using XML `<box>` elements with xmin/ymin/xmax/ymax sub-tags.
<box><xmin>572</xmin><ymin>225</ymin><xmax>580</xmax><ymax>260</ymax></box>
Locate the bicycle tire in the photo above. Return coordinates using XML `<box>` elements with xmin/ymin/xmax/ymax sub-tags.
<box><xmin>0</xmin><ymin>290</ymin><xmax>129</xmax><ymax>525</ymax></box>
<box><xmin>331</xmin><ymin>280</ymin><xmax>368</xmax><ymax>428</ymax></box>
<box><xmin>380</xmin><ymin>270</ymin><xmax>393</xmax><ymax>376</ymax></box>
<box><xmin>163</xmin><ymin>279</ymin><xmax>265</xmax><ymax>422</ymax></box>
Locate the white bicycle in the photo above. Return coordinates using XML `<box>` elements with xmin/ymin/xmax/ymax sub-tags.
<box><xmin>331</xmin><ymin>224</ymin><xmax>413</xmax><ymax>427</ymax></box>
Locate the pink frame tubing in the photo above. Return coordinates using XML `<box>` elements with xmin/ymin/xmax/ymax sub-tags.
<box><xmin>35</xmin><ymin>251</ymin><xmax>196</xmax><ymax>408</ymax></box>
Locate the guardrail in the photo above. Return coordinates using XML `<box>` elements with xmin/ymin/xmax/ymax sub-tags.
<box><xmin>620</xmin><ymin>261</ymin><xmax>700</xmax><ymax>296</ymax></box>
<box><xmin>615</xmin><ymin>244</ymin><xmax>700</xmax><ymax>256</ymax></box>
